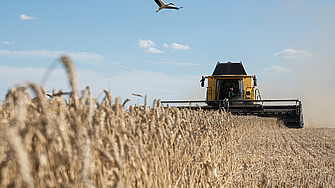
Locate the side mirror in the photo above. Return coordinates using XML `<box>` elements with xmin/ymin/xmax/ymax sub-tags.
<box><xmin>200</xmin><ymin>76</ymin><xmax>205</xmax><ymax>87</ymax></box>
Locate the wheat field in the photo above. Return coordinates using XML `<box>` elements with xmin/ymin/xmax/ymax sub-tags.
<box><xmin>0</xmin><ymin>56</ymin><xmax>334</xmax><ymax>188</ymax></box>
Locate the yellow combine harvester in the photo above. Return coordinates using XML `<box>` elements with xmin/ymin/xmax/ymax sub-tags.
<box><xmin>161</xmin><ymin>61</ymin><xmax>304</xmax><ymax>128</ymax></box>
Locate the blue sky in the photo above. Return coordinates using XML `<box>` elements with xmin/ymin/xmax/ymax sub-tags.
<box><xmin>1</xmin><ymin>0</ymin><xmax>335</xmax><ymax>126</ymax></box>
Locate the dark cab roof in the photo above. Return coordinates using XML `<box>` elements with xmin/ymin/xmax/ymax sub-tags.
<box><xmin>212</xmin><ymin>61</ymin><xmax>247</xmax><ymax>76</ymax></box>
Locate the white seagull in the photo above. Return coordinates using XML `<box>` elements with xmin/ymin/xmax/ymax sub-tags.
<box><xmin>154</xmin><ymin>0</ymin><xmax>183</xmax><ymax>13</ymax></box>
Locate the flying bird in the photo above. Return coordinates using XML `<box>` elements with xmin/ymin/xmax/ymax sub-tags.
<box><xmin>154</xmin><ymin>0</ymin><xmax>183</xmax><ymax>12</ymax></box>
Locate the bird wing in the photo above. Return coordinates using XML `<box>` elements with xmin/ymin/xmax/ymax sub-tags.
<box><xmin>165</xmin><ymin>5</ymin><xmax>182</xmax><ymax>10</ymax></box>
<box><xmin>154</xmin><ymin>0</ymin><xmax>164</xmax><ymax>7</ymax></box>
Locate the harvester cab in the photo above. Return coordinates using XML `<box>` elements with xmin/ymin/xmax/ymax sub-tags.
<box><xmin>202</xmin><ymin>61</ymin><xmax>257</xmax><ymax>101</ymax></box>
<box><xmin>161</xmin><ymin>61</ymin><xmax>304</xmax><ymax>128</ymax></box>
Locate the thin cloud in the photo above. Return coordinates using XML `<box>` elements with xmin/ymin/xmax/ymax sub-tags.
<box><xmin>0</xmin><ymin>49</ymin><xmax>104</xmax><ymax>64</ymax></box>
<box><xmin>67</xmin><ymin>52</ymin><xmax>104</xmax><ymax>61</ymax></box>
<box><xmin>149</xmin><ymin>61</ymin><xmax>199</xmax><ymax>66</ymax></box>
<box><xmin>274</xmin><ymin>48</ymin><xmax>313</xmax><ymax>60</ymax></box>
<box><xmin>1</xmin><ymin>41</ymin><xmax>15</xmax><ymax>45</ymax></box>
<box><xmin>0</xmin><ymin>65</ymin><xmax>204</xmax><ymax>104</ymax></box>
<box><xmin>136</xmin><ymin>39</ymin><xmax>163</xmax><ymax>53</ymax></box>
<box><xmin>163</xmin><ymin>43</ymin><xmax>190</xmax><ymax>50</ymax></box>
<box><xmin>19</xmin><ymin>14</ymin><xmax>36</xmax><ymax>20</ymax></box>
<box><xmin>145</xmin><ymin>48</ymin><xmax>163</xmax><ymax>54</ymax></box>
<box><xmin>264</xmin><ymin>66</ymin><xmax>290</xmax><ymax>72</ymax></box>
<box><xmin>0</xmin><ymin>49</ymin><xmax>61</xmax><ymax>57</ymax></box>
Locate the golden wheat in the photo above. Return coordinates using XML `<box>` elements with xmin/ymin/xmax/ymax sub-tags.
<box><xmin>0</xmin><ymin>56</ymin><xmax>334</xmax><ymax>187</ymax></box>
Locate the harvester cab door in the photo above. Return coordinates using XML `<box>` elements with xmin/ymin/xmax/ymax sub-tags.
<box><xmin>216</xmin><ymin>79</ymin><xmax>242</xmax><ymax>100</ymax></box>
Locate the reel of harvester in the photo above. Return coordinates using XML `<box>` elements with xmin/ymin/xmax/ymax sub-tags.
<box><xmin>160</xmin><ymin>99</ymin><xmax>304</xmax><ymax>128</ymax></box>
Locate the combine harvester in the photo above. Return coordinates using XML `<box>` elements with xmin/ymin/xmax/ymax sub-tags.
<box><xmin>161</xmin><ymin>61</ymin><xmax>304</xmax><ymax>128</ymax></box>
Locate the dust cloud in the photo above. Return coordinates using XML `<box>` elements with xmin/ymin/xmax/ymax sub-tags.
<box><xmin>266</xmin><ymin>32</ymin><xmax>335</xmax><ymax>128</ymax></box>
<box><xmin>259</xmin><ymin>55</ymin><xmax>335</xmax><ymax>128</ymax></box>
<box><xmin>296</xmin><ymin>58</ymin><xmax>335</xmax><ymax>128</ymax></box>
<box><xmin>260</xmin><ymin>3</ymin><xmax>335</xmax><ymax>128</ymax></box>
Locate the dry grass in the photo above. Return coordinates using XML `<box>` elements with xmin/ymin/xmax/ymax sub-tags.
<box><xmin>0</xmin><ymin>56</ymin><xmax>334</xmax><ymax>187</ymax></box>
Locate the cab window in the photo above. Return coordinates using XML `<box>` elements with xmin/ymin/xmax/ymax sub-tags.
<box><xmin>216</xmin><ymin>79</ymin><xmax>242</xmax><ymax>100</ymax></box>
